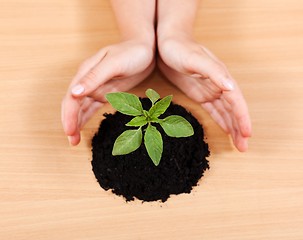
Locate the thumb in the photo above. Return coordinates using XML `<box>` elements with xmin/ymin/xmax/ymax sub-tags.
<box><xmin>71</xmin><ymin>58</ymin><xmax>115</xmax><ymax>97</ymax></box>
<box><xmin>189</xmin><ymin>53</ymin><xmax>235</xmax><ymax>91</ymax></box>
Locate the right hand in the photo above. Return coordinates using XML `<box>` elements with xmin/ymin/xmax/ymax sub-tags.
<box><xmin>61</xmin><ymin>40</ymin><xmax>155</xmax><ymax>145</ymax></box>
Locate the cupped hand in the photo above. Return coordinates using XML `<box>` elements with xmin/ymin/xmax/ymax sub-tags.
<box><xmin>157</xmin><ymin>37</ymin><xmax>252</xmax><ymax>151</ymax></box>
<box><xmin>61</xmin><ymin>40</ymin><xmax>155</xmax><ymax>145</ymax></box>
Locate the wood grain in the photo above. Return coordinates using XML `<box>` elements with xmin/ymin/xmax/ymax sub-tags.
<box><xmin>0</xmin><ymin>0</ymin><xmax>302</xmax><ymax>239</ymax></box>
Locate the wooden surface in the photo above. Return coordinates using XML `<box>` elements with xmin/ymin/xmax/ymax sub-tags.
<box><xmin>1</xmin><ymin>0</ymin><xmax>303</xmax><ymax>239</ymax></box>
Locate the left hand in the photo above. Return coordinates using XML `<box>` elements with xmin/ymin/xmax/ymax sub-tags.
<box><xmin>157</xmin><ymin>36</ymin><xmax>252</xmax><ymax>151</ymax></box>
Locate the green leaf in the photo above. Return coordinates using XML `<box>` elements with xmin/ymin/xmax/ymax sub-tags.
<box><xmin>106</xmin><ymin>92</ymin><xmax>143</xmax><ymax>116</ymax></box>
<box><xmin>112</xmin><ymin>128</ymin><xmax>142</xmax><ymax>155</ymax></box>
<box><xmin>143</xmin><ymin>110</ymin><xmax>149</xmax><ymax>118</ymax></box>
<box><xmin>145</xmin><ymin>88</ymin><xmax>160</xmax><ymax>104</ymax></box>
<box><xmin>159</xmin><ymin>115</ymin><xmax>194</xmax><ymax>137</ymax></box>
<box><xmin>144</xmin><ymin>125</ymin><xmax>163</xmax><ymax>166</ymax></box>
<box><xmin>126</xmin><ymin>116</ymin><xmax>148</xmax><ymax>127</ymax></box>
<box><xmin>148</xmin><ymin>95</ymin><xmax>172</xmax><ymax>118</ymax></box>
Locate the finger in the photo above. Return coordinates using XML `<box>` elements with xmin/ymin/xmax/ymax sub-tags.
<box><xmin>200</xmin><ymin>46</ymin><xmax>221</xmax><ymax>62</ymax></box>
<box><xmin>221</xmin><ymin>94</ymin><xmax>251</xmax><ymax>151</ymax></box>
<box><xmin>69</xmin><ymin>48</ymin><xmax>108</xmax><ymax>87</ymax></box>
<box><xmin>235</xmin><ymin>134</ymin><xmax>249</xmax><ymax>152</ymax></box>
<box><xmin>61</xmin><ymin>95</ymin><xmax>81</xmax><ymax>136</ymax></box>
<box><xmin>230</xmin><ymin>120</ymin><xmax>249</xmax><ymax>152</ymax></box>
<box><xmin>212</xmin><ymin>99</ymin><xmax>234</xmax><ymax>134</ymax></box>
<box><xmin>188</xmin><ymin>52</ymin><xmax>234</xmax><ymax>91</ymax></box>
<box><xmin>62</xmin><ymin>49</ymin><xmax>107</xmax><ymax>138</ymax></box>
<box><xmin>203</xmin><ymin>100</ymin><xmax>249</xmax><ymax>152</ymax></box>
<box><xmin>70</xmin><ymin>54</ymin><xmax>116</xmax><ymax>97</ymax></box>
<box><xmin>75</xmin><ymin>61</ymin><xmax>154</xmax><ymax>129</ymax></box>
<box><xmin>235</xmin><ymin>136</ymin><xmax>249</xmax><ymax>152</ymax></box>
<box><xmin>197</xmin><ymin>76</ymin><xmax>222</xmax><ymax>93</ymax></box>
<box><xmin>158</xmin><ymin>57</ymin><xmax>209</xmax><ymax>103</ymax></box>
<box><xmin>64</xmin><ymin>59</ymin><xmax>154</xmax><ymax>146</ymax></box>
<box><xmin>80</xmin><ymin>97</ymin><xmax>95</xmax><ymax>113</ymax></box>
<box><xmin>68</xmin><ymin>133</ymin><xmax>81</xmax><ymax>146</ymax></box>
<box><xmin>200</xmin><ymin>46</ymin><xmax>230</xmax><ymax>74</ymax></box>
<box><xmin>196</xmin><ymin>77</ymin><xmax>222</xmax><ymax>101</ymax></box>
<box><xmin>61</xmin><ymin>95</ymin><xmax>82</xmax><ymax>146</ymax></box>
<box><xmin>71</xmin><ymin>45</ymin><xmax>154</xmax><ymax>98</ymax></box>
<box><xmin>223</xmin><ymin>91</ymin><xmax>252</xmax><ymax>137</ymax></box>
<box><xmin>200</xmin><ymin>46</ymin><xmax>238</xmax><ymax>84</ymax></box>
<box><xmin>228</xmin><ymin>104</ymin><xmax>246</xmax><ymax>151</ymax></box>
<box><xmin>202</xmin><ymin>102</ymin><xmax>229</xmax><ymax>133</ymax></box>
<box><xmin>89</xmin><ymin>60</ymin><xmax>155</xmax><ymax>102</ymax></box>
<box><xmin>66</xmin><ymin>100</ymin><xmax>102</xmax><ymax>145</ymax></box>
<box><xmin>78</xmin><ymin>102</ymin><xmax>103</xmax><ymax>130</ymax></box>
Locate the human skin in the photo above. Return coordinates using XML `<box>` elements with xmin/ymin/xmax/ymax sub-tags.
<box><xmin>157</xmin><ymin>0</ymin><xmax>252</xmax><ymax>151</ymax></box>
<box><xmin>61</xmin><ymin>0</ymin><xmax>156</xmax><ymax>145</ymax></box>
<box><xmin>62</xmin><ymin>0</ymin><xmax>252</xmax><ymax>151</ymax></box>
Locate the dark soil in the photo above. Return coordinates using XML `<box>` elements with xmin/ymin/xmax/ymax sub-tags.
<box><xmin>91</xmin><ymin>98</ymin><xmax>210</xmax><ymax>202</ymax></box>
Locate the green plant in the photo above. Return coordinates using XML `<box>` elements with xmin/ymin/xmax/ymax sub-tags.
<box><xmin>105</xmin><ymin>89</ymin><xmax>194</xmax><ymax>166</ymax></box>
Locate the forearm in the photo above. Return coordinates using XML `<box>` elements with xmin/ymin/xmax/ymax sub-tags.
<box><xmin>157</xmin><ymin>0</ymin><xmax>199</xmax><ymax>42</ymax></box>
<box><xmin>110</xmin><ymin>0</ymin><xmax>156</xmax><ymax>47</ymax></box>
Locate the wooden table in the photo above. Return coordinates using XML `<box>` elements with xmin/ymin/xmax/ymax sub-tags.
<box><xmin>1</xmin><ymin>0</ymin><xmax>302</xmax><ymax>239</ymax></box>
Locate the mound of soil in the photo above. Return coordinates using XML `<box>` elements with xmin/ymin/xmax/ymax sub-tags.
<box><xmin>91</xmin><ymin>98</ymin><xmax>210</xmax><ymax>202</ymax></box>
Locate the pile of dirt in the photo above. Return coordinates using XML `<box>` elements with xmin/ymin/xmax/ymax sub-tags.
<box><xmin>92</xmin><ymin>98</ymin><xmax>210</xmax><ymax>202</ymax></box>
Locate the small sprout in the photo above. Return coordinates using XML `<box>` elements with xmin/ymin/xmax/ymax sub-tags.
<box><xmin>105</xmin><ymin>89</ymin><xmax>194</xmax><ymax>166</ymax></box>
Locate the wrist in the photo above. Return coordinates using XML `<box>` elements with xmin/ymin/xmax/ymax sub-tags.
<box><xmin>157</xmin><ymin>17</ymin><xmax>195</xmax><ymax>47</ymax></box>
<box><xmin>157</xmin><ymin>28</ymin><xmax>193</xmax><ymax>52</ymax></box>
<box><xmin>110</xmin><ymin>0</ymin><xmax>156</xmax><ymax>49</ymax></box>
<box><xmin>123</xmin><ymin>30</ymin><xmax>155</xmax><ymax>50</ymax></box>
<box><xmin>158</xmin><ymin>30</ymin><xmax>193</xmax><ymax>41</ymax></box>
<box><xmin>157</xmin><ymin>0</ymin><xmax>198</xmax><ymax>47</ymax></box>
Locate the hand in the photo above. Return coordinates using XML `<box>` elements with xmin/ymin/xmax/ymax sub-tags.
<box><xmin>61</xmin><ymin>40</ymin><xmax>155</xmax><ymax>145</ymax></box>
<box><xmin>157</xmin><ymin>36</ymin><xmax>252</xmax><ymax>151</ymax></box>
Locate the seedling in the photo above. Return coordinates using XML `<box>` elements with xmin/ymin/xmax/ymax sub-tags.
<box><xmin>105</xmin><ymin>89</ymin><xmax>194</xmax><ymax>166</ymax></box>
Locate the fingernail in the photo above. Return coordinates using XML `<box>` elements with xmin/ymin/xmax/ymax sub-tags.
<box><xmin>191</xmin><ymin>73</ymin><xmax>202</xmax><ymax>78</ymax></box>
<box><xmin>71</xmin><ymin>84</ymin><xmax>85</xmax><ymax>95</ymax></box>
<box><xmin>222</xmin><ymin>80</ymin><xmax>234</xmax><ymax>91</ymax></box>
